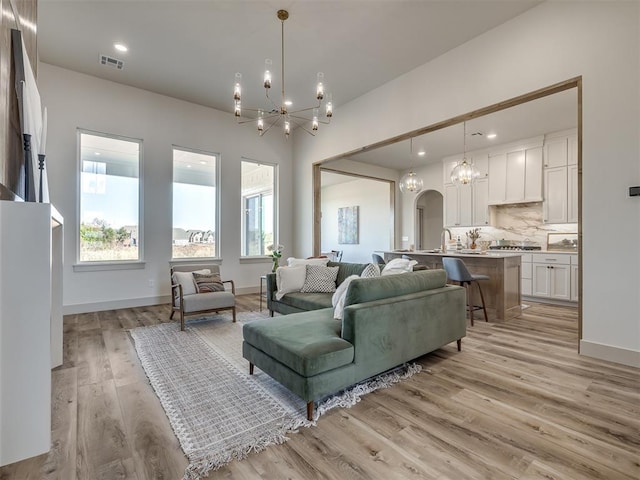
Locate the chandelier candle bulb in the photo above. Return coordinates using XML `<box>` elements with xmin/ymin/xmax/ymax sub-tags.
<box><xmin>316</xmin><ymin>72</ymin><xmax>324</xmax><ymax>100</ymax></box>
<box><xmin>284</xmin><ymin>120</ymin><xmax>290</xmax><ymax>137</ymax></box>
<box><xmin>312</xmin><ymin>108</ymin><xmax>319</xmax><ymax>131</ymax></box>
<box><xmin>234</xmin><ymin>101</ymin><xmax>241</xmax><ymax>117</ymax></box>
<box><xmin>233</xmin><ymin>73</ymin><xmax>242</xmax><ymax>101</ymax></box>
<box><xmin>263</xmin><ymin>59</ymin><xmax>272</xmax><ymax>89</ymax></box>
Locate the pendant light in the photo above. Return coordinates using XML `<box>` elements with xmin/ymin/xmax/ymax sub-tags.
<box><xmin>399</xmin><ymin>138</ymin><xmax>423</xmax><ymax>194</ymax></box>
<box><xmin>450</xmin><ymin>121</ymin><xmax>479</xmax><ymax>185</ymax></box>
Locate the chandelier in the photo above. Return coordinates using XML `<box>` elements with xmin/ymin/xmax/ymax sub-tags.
<box><xmin>450</xmin><ymin>121</ymin><xmax>480</xmax><ymax>185</ymax></box>
<box><xmin>232</xmin><ymin>9</ymin><xmax>333</xmax><ymax>138</ymax></box>
<box><xmin>399</xmin><ymin>138</ymin><xmax>424</xmax><ymax>194</ymax></box>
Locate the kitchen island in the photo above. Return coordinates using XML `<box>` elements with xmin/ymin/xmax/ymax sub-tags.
<box><xmin>381</xmin><ymin>250</ymin><xmax>522</xmax><ymax>322</ymax></box>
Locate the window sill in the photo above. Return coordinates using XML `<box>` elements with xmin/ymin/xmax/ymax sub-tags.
<box><xmin>170</xmin><ymin>258</ymin><xmax>222</xmax><ymax>266</ymax></box>
<box><xmin>73</xmin><ymin>261</ymin><xmax>146</xmax><ymax>272</ymax></box>
<box><xmin>239</xmin><ymin>256</ymin><xmax>272</xmax><ymax>265</ymax></box>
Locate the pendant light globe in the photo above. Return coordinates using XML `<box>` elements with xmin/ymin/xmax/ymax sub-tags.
<box><xmin>399</xmin><ymin>171</ymin><xmax>424</xmax><ymax>194</ymax></box>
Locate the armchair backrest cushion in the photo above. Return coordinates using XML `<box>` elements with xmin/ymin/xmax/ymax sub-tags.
<box><xmin>171</xmin><ymin>264</ymin><xmax>220</xmax><ymax>296</ymax></box>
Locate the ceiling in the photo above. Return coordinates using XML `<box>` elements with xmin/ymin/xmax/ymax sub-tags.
<box><xmin>344</xmin><ymin>87</ymin><xmax>578</xmax><ymax>170</ymax></box>
<box><xmin>38</xmin><ymin>0</ymin><xmax>541</xmax><ymax>116</ymax></box>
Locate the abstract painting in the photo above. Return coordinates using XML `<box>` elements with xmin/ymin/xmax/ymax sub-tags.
<box><xmin>338</xmin><ymin>206</ymin><xmax>359</xmax><ymax>244</ymax></box>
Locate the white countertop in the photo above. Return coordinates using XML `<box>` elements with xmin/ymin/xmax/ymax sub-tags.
<box><xmin>381</xmin><ymin>250</ymin><xmax>524</xmax><ymax>258</ymax></box>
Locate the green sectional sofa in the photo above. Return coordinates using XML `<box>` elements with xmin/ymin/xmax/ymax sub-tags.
<box><xmin>265</xmin><ymin>261</ymin><xmax>370</xmax><ymax>315</ymax></box>
<box><xmin>243</xmin><ymin>269</ymin><xmax>467</xmax><ymax>420</ymax></box>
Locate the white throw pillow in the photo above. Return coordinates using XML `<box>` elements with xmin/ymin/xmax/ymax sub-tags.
<box><xmin>275</xmin><ymin>266</ymin><xmax>307</xmax><ymax>300</ymax></box>
<box><xmin>287</xmin><ymin>257</ymin><xmax>330</xmax><ymax>267</ymax></box>
<box><xmin>332</xmin><ymin>274</ymin><xmax>360</xmax><ymax>320</ymax></box>
<box><xmin>300</xmin><ymin>265</ymin><xmax>339</xmax><ymax>293</ymax></box>
<box><xmin>172</xmin><ymin>269</ymin><xmax>211</xmax><ymax>296</ymax></box>
<box><xmin>381</xmin><ymin>258</ymin><xmax>417</xmax><ymax>276</ymax></box>
<box><xmin>360</xmin><ymin>263</ymin><xmax>381</xmax><ymax>278</ymax></box>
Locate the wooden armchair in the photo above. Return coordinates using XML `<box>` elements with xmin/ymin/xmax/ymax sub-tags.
<box><xmin>170</xmin><ymin>264</ymin><xmax>236</xmax><ymax>331</ymax></box>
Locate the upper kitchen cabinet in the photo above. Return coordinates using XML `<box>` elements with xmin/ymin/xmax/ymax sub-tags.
<box><xmin>543</xmin><ymin>129</ymin><xmax>577</xmax><ymax>168</ymax></box>
<box><xmin>488</xmin><ymin>137</ymin><xmax>544</xmax><ymax>205</ymax></box>
<box><xmin>543</xmin><ymin>129</ymin><xmax>578</xmax><ymax>224</ymax></box>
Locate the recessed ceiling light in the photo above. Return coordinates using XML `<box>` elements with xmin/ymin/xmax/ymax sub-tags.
<box><xmin>94</xmin><ymin>152</ymin><xmax>101</xmax><ymax>155</ymax></box>
<box><xmin>114</xmin><ymin>43</ymin><xmax>128</xmax><ymax>52</ymax></box>
<box><xmin>187</xmin><ymin>164</ymin><xmax>192</xmax><ymax>168</ymax></box>
<box><xmin>200</xmin><ymin>161</ymin><xmax>207</xmax><ymax>165</ymax></box>
<box><xmin>487</xmin><ymin>133</ymin><xmax>497</xmax><ymax>139</ymax></box>
<box><xmin>284</xmin><ymin>100</ymin><xmax>293</xmax><ymax>106</ymax></box>
<box><xmin>417</xmin><ymin>150</ymin><xmax>426</xmax><ymax>156</ymax></box>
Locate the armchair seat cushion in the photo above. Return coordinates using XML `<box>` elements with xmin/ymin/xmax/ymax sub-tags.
<box><xmin>180</xmin><ymin>291</ymin><xmax>235</xmax><ymax>313</ymax></box>
<box><xmin>243</xmin><ymin>309</ymin><xmax>354</xmax><ymax>377</ymax></box>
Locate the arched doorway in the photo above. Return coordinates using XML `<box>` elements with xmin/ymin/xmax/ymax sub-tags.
<box><xmin>415</xmin><ymin>190</ymin><xmax>443</xmax><ymax>250</ymax></box>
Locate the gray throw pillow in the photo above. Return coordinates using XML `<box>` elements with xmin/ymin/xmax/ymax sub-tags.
<box><xmin>193</xmin><ymin>272</ymin><xmax>225</xmax><ymax>293</ymax></box>
<box><xmin>300</xmin><ymin>265</ymin><xmax>339</xmax><ymax>293</ymax></box>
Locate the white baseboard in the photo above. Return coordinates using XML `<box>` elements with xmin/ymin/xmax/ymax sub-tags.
<box><xmin>63</xmin><ymin>287</ymin><xmax>262</xmax><ymax>315</ymax></box>
<box><xmin>580</xmin><ymin>340</ymin><xmax>640</xmax><ymax>368</ymax></box>
<box><xmin>63</xmin><ymin>295</ymin><xmax>173</xmax><ymax>315</ymax></box>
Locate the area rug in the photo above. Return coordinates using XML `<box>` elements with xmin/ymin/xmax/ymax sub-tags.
<box><xmin>130</xmin><ymin>312</ymin><xmax>421</xmax><ymax>480</ymax></box>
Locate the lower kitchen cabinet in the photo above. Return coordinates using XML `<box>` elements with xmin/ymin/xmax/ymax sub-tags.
<box><xmin>524</xmin><ymin>253</ymin><xmax>577</xmax><ymax>302</ymax></box>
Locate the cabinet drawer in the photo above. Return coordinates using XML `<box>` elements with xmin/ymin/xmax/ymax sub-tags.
<box><xmin>521</xmin><ymin>262</ymin><xmax>532</xmax><ymax>279</ymax></box>
<box><xmin>532</xmin><ymin>253</ymin><xmax>571</xmax><ymax>265</ymax></box>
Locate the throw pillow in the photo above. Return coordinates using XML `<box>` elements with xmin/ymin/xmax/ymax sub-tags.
<box><xmin>172</xmin><ymin>269</ymin><xmax>211</xmax><ymax>296</ymax></box>
<box><xmin>381</xmin><ymin>258</ymin><xmax>417</xmax><ymax>276</ymax></box>
<box><xmin>193</xmin><ymin>272</ymin><xmax>225</xmax><ymax>293</ymax></box>
<box><xmin>300</xmin><ymin>265</ymin><xmax>339</xmax><ymax>293</ymax></box>
<box><xmin>332</xmin><ymin>274</ymin><xmax>359</xmax><ymax>320</ymax></box>
<box><xmin>275</xmin><ymin>265</ymin><xmax>307</xmax><ymax>300</ymax></box>
<box><xmin>360</xmin><ymin>263</ymin><xmax>381</xmax><ymax>278</ymax></box>
<box><xmin>287</xmin><ymin>257</ymin><xmax>330</xmax><ymax>268</ymax></box>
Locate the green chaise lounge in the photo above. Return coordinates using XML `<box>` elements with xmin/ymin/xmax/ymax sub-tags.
<box><xmin>242</xmin><ymin>269</ymin><xmax>466</xmax><ymax>420</ymax></box>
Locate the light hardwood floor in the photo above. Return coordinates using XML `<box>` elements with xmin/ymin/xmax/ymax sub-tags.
<box><xmin>1</xmin><ymin>297</ymin><xmax>639</xmax><ymax>479</ymax></box>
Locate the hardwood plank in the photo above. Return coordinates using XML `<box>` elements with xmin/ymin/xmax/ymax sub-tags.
<box><xmin>76</xmin><ymin>330</ymin><xmax>113</xmax><ymax>386</ymax></box>
<box><xmin>103</xmin><ymin>329</ymin><xmax>144</xmax><ymax>387</ymax></box>
<box><xmin>76</xmin><ymin>380</ymin><xmax>133</xmax><ymax>479</ymax></box>
<box><xmin>116</xmin><ymin>381</ymin><xmax>187</xmax><ymax>480</ymax></box>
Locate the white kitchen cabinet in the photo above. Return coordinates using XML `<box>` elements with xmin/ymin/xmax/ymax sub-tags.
<box><xmin>488</xmin><ymin>152</ymin><xmax>507</xmax><ymax>204</ymax></box>
<box><xmin>543</xmin><ymin>166</ymin><xmax>568</xmax><ymax>223</ymax></box>
<box><xmin>521</xmin><ymin>253</ymin><xmax>533</xmax><ymax>296</ymax></box>
<box><xmin>443</xmin><ymin>158</ymin><xmax>460</xmax><ymax>185</ymax></box>
<box><xmin>472</xmin><ymin>178</ymin><xmax>489</xmax><ymax>226</ymax></box>
<box><xmin>489</xmin><ymin>146</ymin><xmax>542</xmax><ymax>205</ymax></box>
<box><xmin>543</xmin><ymin>136</ymin><xmax>568</xmax><ymax>168</ymax></box>
<box><xmin>472</xmin><ymin>153</ymin><xmax>489</xmax><ymax>178</ymax></box>
<box><xmin>571</xmin><ymin>264</ymin><xmax>579</xmax><ymax>301</ymax></box>
<box><xmin>530</xmin><ymin>253</ymin><xmax>572</xmax><ymax>301</ymax></box>
<box><xmin>444</xmin><ymin>183</ymin><xmax>472</xmax><ymax>227</ymax></box>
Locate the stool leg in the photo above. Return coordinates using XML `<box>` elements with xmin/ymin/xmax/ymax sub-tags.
<box><xmin>249</xmin><ymin>363</ymin><xmax>254</xmax><ymax>375</ymax></box>
<box><xmin>307</xmin><ymin>401</ymin><xmax>314</xmax><ymax>421</ymax></box>
<box><xmin>476</xmin><ymin>281</ymin><xmax>488</xmax><ymax>322</ymax></box>
<box><xmin>463</xmin><ymin>282</ymin><xmax>474</xmax><ymax>326</ymax></box>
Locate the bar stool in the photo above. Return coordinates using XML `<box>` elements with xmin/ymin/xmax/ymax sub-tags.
<box><xmin>442</xmin><ymin>257</ymin><xmax>489</xmax><ymax>326</ymax></box>
<box><xmin>371</xmin><ymin>253</ymin><xmax>386</xmax><ymax>265</ymax></box>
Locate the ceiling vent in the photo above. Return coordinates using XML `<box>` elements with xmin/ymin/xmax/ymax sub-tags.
<box><xmin>99</xmin><ymin>54</ymin><xmax>124</xmax><ymax>70</ymax></box>
<box><xmin>470</xmin><ymin>131</ymin><xmax>484</xmax><ymax>136</ymax></box>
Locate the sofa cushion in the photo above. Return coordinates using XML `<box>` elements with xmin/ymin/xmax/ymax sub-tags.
<box><xmin>300</xmin><ymin>265</ymin><xmax>339</xmax><ymax>293</ymax></box>
<box><xmin>278</xmin><ymin>292</ymin><xmax>333</xmax><ymax>311</ymax></box>
<box><xmin>275</xmin><ymin>266</ymin><xmax>307</xmax><ymax>300</ymax></box>
<box><xmin>343</xmin><ymin>269</ymin><xmax>448</xmax><ymax>307</ymax></box>
<box><xmin>327</xmin><ymin>261</ymin><xmax>369</xmax><ymax>286</ymax></box>
<box><xmin>172</xmin><ymin>269</ymin><xmax>210</xmax><ymax>296</ymax></box>
<box><xmin>243</xmin><ymin>309</ymin><xmax>354</xmax><ymax>377</ymax></box>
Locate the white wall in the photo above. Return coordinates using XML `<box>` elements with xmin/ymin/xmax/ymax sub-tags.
<box><xmin>293</xmin><ymin>2</ymin><xmax>640</xmax><ymax>365</ymax></box>
<box><xmin>321</xmin><ymin>177</ymin><xmax>391</xmax><ymax>263</ymax></box>
<box><xmin>38</xmin><ymin>64</ymin><xmax>292</xmax><ymax>313</ymax></box>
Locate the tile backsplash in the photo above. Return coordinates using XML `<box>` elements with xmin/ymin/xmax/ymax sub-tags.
<box><xmin>449</xmin><ymin>202</ymin><xmax>577</xmax><ymax>248</ymax></box>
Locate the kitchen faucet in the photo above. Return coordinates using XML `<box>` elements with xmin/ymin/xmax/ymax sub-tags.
<box><xmin>441</xmin><ymin>228</ymin><xmax>452</xmax><ymax>252</ymax></box>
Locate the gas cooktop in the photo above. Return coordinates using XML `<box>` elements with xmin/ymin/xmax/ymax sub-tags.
<box><xmin>489</xmin><ymin>245</ymin><xmax>542</xmax><ymax>251</ymax></box>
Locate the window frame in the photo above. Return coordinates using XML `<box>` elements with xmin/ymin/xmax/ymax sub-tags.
<box><xmin>171</xmin><ymin>144</ymin><xmax>221</xmax><ymax>262</ymax></box>
<box><xmin>240</xmin><ymin>157</ymin><xmax>278</xmax><ymax>259</ymax></box>
<box><xmin>74</xmin><ymin>128</ymin><xmax>144</xmax><ymax>271</ymax></box>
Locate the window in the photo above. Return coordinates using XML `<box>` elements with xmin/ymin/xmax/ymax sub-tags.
<box><xmin>172</xmin><ymin>147</ymin><xmax>218</xmax><ymax>259</ymax></box>
<box><xmin>241</xmin><ymin>160</ymin><xmax>276</xmax><ymax>256</ymax></box>
<box><xmin>79</xmin><ymin>131</ymin><xmax>141</xmax><ymax>262</ymax></box>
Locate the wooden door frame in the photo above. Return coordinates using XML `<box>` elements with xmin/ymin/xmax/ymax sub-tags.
<box><xmin>312</xmin><ymin>76</ymin><xmax>583</xmax><ymax>346</ymax></box>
